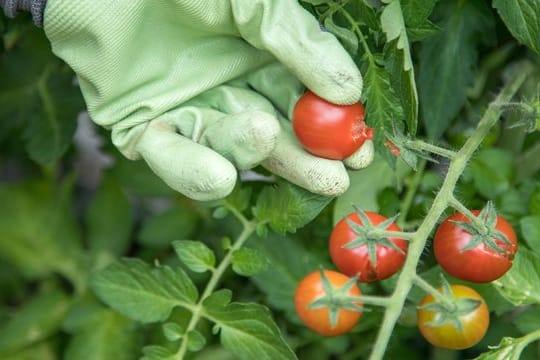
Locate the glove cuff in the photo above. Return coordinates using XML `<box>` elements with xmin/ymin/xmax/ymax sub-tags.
<box><xmin>1</xmin><ymin>0</ymin><xmax>47</xmax><ymax>27</ymax></box>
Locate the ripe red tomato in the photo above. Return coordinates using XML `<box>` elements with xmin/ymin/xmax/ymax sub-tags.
<box><xmin>292</xmin><ymin>91</ymin><xmax>373</xmax><ymax>160</ymax></box>
<box><xmin>417</xmin><ymin>284</ymin><xmax>490</xmax><ymax>350</ymax></box>
<box><xmin>433</xmin><ymin>210</ymin><xmax>517</xmax><ymax>283</ymax></box>
<box><xmin>294</xmin><ymin>270</ymin><xmax>362</xmax><ymax>336</ymax></box>
<box><xmin>329</xmin><ymin>211</ymin><xmax>407</xmax><ymax>282</ymax></box>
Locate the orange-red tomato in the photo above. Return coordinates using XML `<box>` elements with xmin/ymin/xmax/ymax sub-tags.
<box><xmin>294</xmin><ymin>270</ymin><xmax>362</xmax><ymax>336</ymax></box>
<box><xmin>292</xmin><ymin>91</ymin><xmax>373</xmax><ymax>160</ymax></box>
<box><xmin>417</xmin><ymin>285</ymin><xmax>490</xmax><ymax>350</ymax></box>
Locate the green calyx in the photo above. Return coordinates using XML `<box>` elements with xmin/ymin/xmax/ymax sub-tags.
<box><xmin>451</xmin><ymin>201</ymin><xmax>512</xmax><ymax>254</ymax></box>
<box><xmin>308</xmin><ymin>270</ymin><xmax>364</xmax><ymax>328</ymax></box>
<box><xmin>418</xmin><ymin>278</ymin><xmax>481</xmax><ymax>332</ymax></box>
<box><xmin>342</xmin><ymin>206</ymin><xmax>404</xmax><ymax>268</ymax></box>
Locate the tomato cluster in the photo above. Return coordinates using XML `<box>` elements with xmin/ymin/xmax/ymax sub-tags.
<box><xmin>292</xmin><ymin>91</ymin><xmax>373</xmax><ymax>160</ymax></box>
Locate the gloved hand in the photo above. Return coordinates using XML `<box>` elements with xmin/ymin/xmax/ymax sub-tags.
<box><xmin>41</xmin><ymin>0</ymin><xmax>372</xmax><ymax>200</ymax></box>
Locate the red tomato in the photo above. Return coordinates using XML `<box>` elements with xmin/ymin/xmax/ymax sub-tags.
<box><xmin>433</xmin><ymin>211</ymin><xmax>517</xmax><ymax>283</ymax></box>
<box><xmin>292</xmin><ymin>91</ymin><xmax>373</xmax><ymax>160</ymax></box>
<box><xmin>417</xmin><ymin>284</ymin><xmax>490</xmax><ymax>350</ymax></box>
<box><xmin>294</xmin><ymin>270</ymin><xmax>362</xmax><ymax>336</ymax></box>
<box><xmin>329</xmin><ymin>211</ymin><xmax>407</xmax><ymax>282</ymax></box>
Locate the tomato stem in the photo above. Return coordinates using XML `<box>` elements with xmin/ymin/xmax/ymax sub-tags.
<box><xmin>412</xmin><ymin>274</ymin><xmax>456</xmax><ymax>311</ymax></box>
<box><xmin>407</xmin><ymin>140</ymin><xmax>457</xmax><ymax>160</ymax></box>
<box><xmin>368</xmin><ymin>61</ymin><xmax>534</xmax><ymax>360</ymax></box>
<box><xmin>447</xmin><ymin>195</ymin><xmax>488</xmax><ymax>234</ymax></box>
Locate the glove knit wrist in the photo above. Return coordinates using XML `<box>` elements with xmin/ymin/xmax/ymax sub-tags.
<box><xmin>1</xmin><ymin>0</ymin><xmax>47</xmax><ymax>27</ymax></box>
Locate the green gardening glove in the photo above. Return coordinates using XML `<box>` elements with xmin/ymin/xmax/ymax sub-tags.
<box><xmin>43</xmin><ymin>0</ymin><xmax>372</xmax><ymax>201</ymax></box>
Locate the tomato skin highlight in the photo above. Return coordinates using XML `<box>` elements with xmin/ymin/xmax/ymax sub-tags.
<box><xmin>433</xmin><ymin>211</ymin><xmax>517</xmax><ymax>283</ymax></box>
<box><xmin>417</xmin><ymin>285</ymin><xmax>490</xmax><ymax>350</ymax></box>
<box><xmin>294</xmin><ymin>270</ymin><xmax>362</xmax><ymax>336</ymax></box>
<box><xmin>292</xmin><ymin>91</ymin><xmax>372</xmax><ymax>160</ymax></box>
<box><xmin>329</xmin><ymin>212</ymin><xmax>408</xmax><ymax>282</ymax></box>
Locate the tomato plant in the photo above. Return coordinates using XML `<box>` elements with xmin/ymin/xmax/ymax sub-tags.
<box><xmin>434</xmin><ymin>204</ymin><xmax>518</xmax><ymax>283</ymax></box>
<box><xmin>417</xmin><ymin>284</ymin><xmax>490</xmax><ymax>350</ymax></box>
<box><xmin>329</xmin><ymin>210</ymin><xmax>407</xmax><ymax>282</ymax></box>
<box><xmin>294</xmin><ymin>270</ymin><xmax>363</xmax><ymax>336</ymax></box>
<box><xmin>292</xmin><ymin>91</ymin><xmax>373</xmax><ymax>160</ymax></box>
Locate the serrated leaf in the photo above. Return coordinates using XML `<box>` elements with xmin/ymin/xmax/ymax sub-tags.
<box><xmin>138</xmin><ymin>206</ymin><xmax>199</xmax><ymax>250</ymax></box>
<box><xmin>0</xmin><ymin>290</ymin><xmax>71</xmax><ymax>354</ymax></box>
<box><xmin>64</xmin><ymin>310</ymin><xmax>140</xmax><ymax>360</ymax></box>
<box><xmin>90</xmin><ymin>258</ymin><xmax>198</xmax><ymax>323</ymax></box>
<box><xmin>383</xmin><ymin>38</ymin><xmax>418</xmax><ymax>135</ymax></box>
<box><xmin>204</xmin><ymin>302</ymin><xmax>296</xmax><ymax>360</ymax></box>
<box><xmin>173</xmin><ymin>240</ymin><xmax>216</xmax><ymax>273</ymax></box>
<box><xmin>492</xmin><ymin>248</ymin><xmax>540</xmax><ymax>306</ymax></box>
<box><xmin>252</xmin><ymin>181</ymin><xmax>332</xmax><ymax>234</ymax></box>
<box><xmin>363</xmin><ymin>64</ymin><xmax>404</xmax><ymax>163</ymax></box>
<box><xmin>493</xmin><ymin>0</ymin><xmax>540</xmax><ymax>53</ymax></box>
<box><xmin>471</xmin><ymin>337</ymin><xmax>523</xmax><ymax>360</ymax></box>
<box><xmin>407</xmin><ymin>20</ymin><xmax>441</xmax><ymax>42</ymax></box>
<box><xmin>86</xmin><ymin>176</ymin><xmax>132</xmax><ymax>257</ymax></box>
<box><xmin>232</xmin><ymin>247</ymin><xmax>270</xmax><ymax>277</ymax></box>
<box><xmin>418</xmin><ymin>0</ymin><xmax>495</xmax><ymax>139</ymax></box>
<box><xmin>401</xmin><ymin>0</ymin><xmax>437</xmax><ymax>28</ymax></box>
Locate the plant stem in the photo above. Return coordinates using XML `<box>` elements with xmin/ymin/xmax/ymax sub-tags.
<box><xmin>368</xmin><ymin>62</ymin><xmax>533</xmax><ymax>360</ymax></box>
<box><xmin>408</xmin><ymin>140</ymin><xmax>457</xmax><ymax>160</ymax></box>
<box><xmin>412</xmin><ymin>274</ymin><xmax>455</xmax><ymax>310</ymax></box>
<box><xmin>349</xmin><ymin>295</ymin><xmax>392</xmax><ymax>307</ymax></box>
<box><xmin>447</xmin><ymin>195</ymin><xmax>488</xmax><ymax>233</ymax></box>
<box><xmin>512</xmin><ymin>329</ymin><xmax>540</xmax><ymax>360</ymax></box>
<box><xmin>175</xmin><ymin>213</ymin><xmax>257</xmax><ymax>359</ymax></box>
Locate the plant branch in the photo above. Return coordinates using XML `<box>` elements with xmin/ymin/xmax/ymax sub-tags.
<box><xmin>175</xmin><ymin>217</ymin><xmax>257</xmax><ymax>359</ymax></box>
<box><xmin>407</xmin><ymin>140</ymin><xmax>457</xmax><ymax>160</ymax></box>
<box><xmin>397</xmin><ymin>159</ymin><xmax>426</xmax><ymax>229</ymax></box>
<box><xmin>367</xmin><ymin>62</ymin><xmax>534</xmax><ymax>360</ymax></box>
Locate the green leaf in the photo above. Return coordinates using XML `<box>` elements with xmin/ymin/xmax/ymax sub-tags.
<box><xmin>470</xmin><ymin>148</ymin><xmax>514</xmax><ymax>199</ymax></box>
<box><xmin>187</xmin><ymin>330</ymin><xmax>206</xmax><ymax>352</ymax></box>
<box><xmin>0</xmin><ymin>25</ymin><xmax>84</xmax><ymax>163</ymax></box>
<box><xmin>471</xmin><ymin>337</ymin><xmax>524</xmax><ymax>360</ymax></box>
<box><xmin>381</xmin><ymin>0</ymin><xmax>418</xmax><ymax>134</ymax></box>
<box><xmin>250</xmin><ymin>234</ymin><xmax>329</xmax><ymax>320</ymax></box>
<box><xmin>90</xmin><ymin>258</ymin><xmax>198</xmax><ymax>323</ymax></box>
<box><xmin>173</xmin><ymin>240</ymin><xmax>216</xmax><ymax>273</ymax></box>
<box><xmin>0</xmin><ymin>180</ymin><xmax>84</xmax><ymax>282</ymax></box>
<box><xmin>162</xmin><ymin>322</ymin><xmax>184</xmax><ymax>341</ymax></box>
<box><xmin>253</xmin><ymin>181</ymin><xmax>332</xmax><ymax>234</ymax></box>
<box><xmin>141</xmin><ymin>346</ymin><xmax>176</xmax><ymax>360</ymax></box>
<box><xmin>0</xmin><ymin>290</ymin><xmax>71</xmax><ymax>354</ymax></box>
<box><xmin>324</xmin><ymin>15</ymin><xmax>358</xmax><ymax>55</ymax></box>
<box><xmin>138</xmin><ymin>206</ymin><xmax>199</xmax><ymax>249</ymax></box>
<box><xmin>363</xmin><ymin>63</ymin><xmax>404</xmax><ymax>162</ymax></box>
<box><xmin>520</xmin><ymin>216</ymin><xmax>540</xmax><ymax>254</ymax></box>
<box><xmin>86</xmin><ymin>176</ymin><xmax>132</xmax><ymax>257</ymax></box>
<box><xmin>528</xmin><ymin>187</ymin><xmax>540</xmax><ymax>215</ymax></box>
<box><xmin>401</xmin><ymin>0</ymin><xmax>437</xmax><ymax>28</ymax></box>
<box><xmin>493</xmin><ymin>0</ymin><xmax>540</xmax><ymax>53</ymax></box>
<box><xmin>418</xmin><ymin>0</ymin><xmax>495</xmax><ymax>139</ymax></box>
<box><xmin>204</xmin><ymin>302</ymin><xmax>297</xmax><ymax>360</ymax></box>
<box><xmin>202</xmin><ymin>289</ymin><xmax>233</xmax><ymax>309</ymax></box>
<box><xmin>232</xmin><ymin>247</ymin><xmax>270</xmax><ymax>277</ymax></box>
<box><xmin>492</xmin><ymin>248</ymin><xmax>540</xmax><ymax>306</ymax></box>
<box><xmin>64</xmin><ymin>310</ymin><xmax>140</xmax><ymax>360</ymax></box>
<box><xmin>406</xmin><ymin>20</ymin><xmax>441</xmax><ymax>42</ymax></box>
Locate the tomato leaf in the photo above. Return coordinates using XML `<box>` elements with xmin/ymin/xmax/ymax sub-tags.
<box><xmin>519</xmin><ymin>216</ymin><xmax>540</xmax><ymax>254</ymax></box>
<box><xmin>253</xmin><ymin>181</ymin><xmax>332</xmax><ymax>234</ymax></box>
<box><xmin>90</xmin><ymin>259</ymin><xmax>198</xmax><ymax>323</ymax></box>
<box><xmin>0</xmin><ymin>290</ymin><xmax>71</xmax><ymax>354</ymax></box>
<box><xmin>138</xmin><ymin>206</ymin><xmax>199</xmax><ymax>250</ymax></box>
<box><xmin>471</xmin><ymin>337</ymin><xmax>525</xmax><ymax>360</ymax></box>
<box><xmin>418</xmin><ymin>0</ymin><xmax>495</xmax><ymax>139</ymax></box>
<box><xmin>323</xmin><ymin>15</ymin><xmax>358</xmax><ymax>55</ymax></box>
<box><xmin>173</xmin><ymin>240</ymin><xmax>216</xmax><ymax>273</ymax></box>
<box><xmin>492</xmin><ymin>248</ymin><xmax>540</xmax><ymax>306</ymax></box>
<box><xmin>204</xmin><ymin>302</ymin><xmax>297</xmax><ymax>360</ymax></box>
<box><xmin>493</xmin><ymin>0</ymin><xmax>540</xmax><ymax>53</ymax></box>
<box><xmin>141</xmin><ymin>345</ymin><xmax>176</xmax><ymax>360</ymax></box>
<box><xmin>470</xmin><ymin>148</ymin><xmax>514</xmax><ymax>199</ymax></box>
<box><xmin>64</xmin><ymin>309</ymin><xmax>140</xmax><ymax>360</ymax></box>
<box><xmin>231</xmin><ymin>247</ymin><xmax>270</xmax><ymax>277</ymax></box>
<box><xmin>85</xmin><ymin>176</ymin><xmax>133</xmax><ymax>257</ymax></box>
<box><xmin>381</xmin><ymin>0</ymin><xmax>418</xmax><ymax>135</ymax></box>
